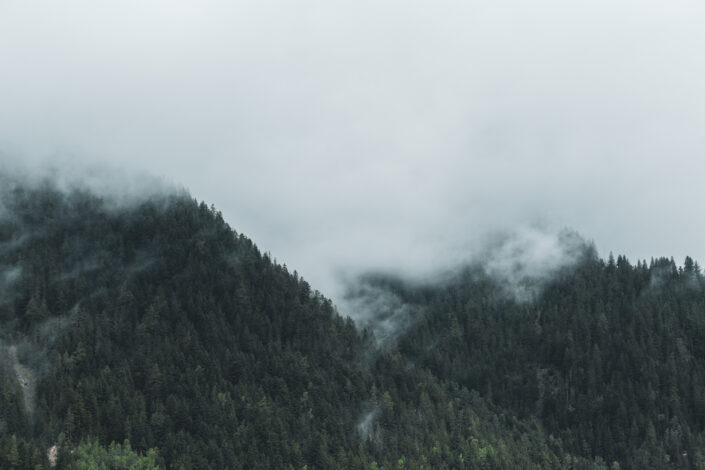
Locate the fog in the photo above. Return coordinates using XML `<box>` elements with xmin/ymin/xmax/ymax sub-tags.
<box><xmin>1</xmin><ymin>0</ymin><xmax>704</xmax><ymax>301</ymax></box>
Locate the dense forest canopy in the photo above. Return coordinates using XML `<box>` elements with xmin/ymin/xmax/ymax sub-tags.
<box><xmin>1</xmin><ymin>177</ymin><xmax>704</xmax><ymax>469</ymax></box>
<box><xmin>350</xmin><ymin>251</ymin><xmax>705</xmax><ymax>468</ymax></box>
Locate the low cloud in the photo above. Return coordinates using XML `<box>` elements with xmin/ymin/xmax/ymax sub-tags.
<box><xmin>480</xmin><ymin>227</ymin><xmax>591</xmax><ymax>302</ymax></box>
<box><xmin>1</xmin><ymin>265</ymin><xmax>21</xmax><ymax>286</ymax></box>
<box><xmin>341</xmin><ymin>226</ymin><xmax>592</xmax><ymax>342</ymax></box>
<box><xmin>343</xmin><ymin>281</ymin><xmax>422</xmax><ymax>345</ymax></box>
<box><xmin>0</xmin><ymin>154</ymin><xmax>179</xmax><ymax>212</ymax></box>
<box><xmin>0</xmin><ymin>0</ymin><xmax>704</xmax><ymax>306</ymax></box>
<box><xmin>0</xmin><ymin>265</ymin><xmax>22</xmax><ymax>307</ymax></box>
<box><xmin>356</xmin><ymin>406</ymin><xmax>381</xmax><ymax>443</ymax></box>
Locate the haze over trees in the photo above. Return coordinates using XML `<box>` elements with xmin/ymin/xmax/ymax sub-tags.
<box><xmin>1</xmin><ymin>177</ymin><xmax>705</xmax><ymax>469</ymax></box>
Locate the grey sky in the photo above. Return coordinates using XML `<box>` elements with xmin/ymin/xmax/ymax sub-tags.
<box><xmin>1</xmin><ymin>1</ymin><xmax>704</xmax><ymax>299</ymax></box>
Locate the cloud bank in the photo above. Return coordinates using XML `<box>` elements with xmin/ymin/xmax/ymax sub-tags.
<box><xmin>1</xmin><ymin>0</ymin><xmax>704</xmax><ymax>300</ymax></box>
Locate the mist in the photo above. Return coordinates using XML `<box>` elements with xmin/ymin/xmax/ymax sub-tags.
<box><xmin>0</xmin><ymin>181</ymin><xmax>165</xmax><ymax>418</ymax></box>
<box><xmin>341</xmin><ymin>227</ymin><xmax>592</xmax><ymax>343</ymax></box>
<box><xmin>0</xmin><ymin>315</ymin><xmax>75</xmax><ymax>418</ymax></box>
<box><xmin>1</xmin><ymin>1</ymin><xmax>704</xmax><ymax>302</ymax></box>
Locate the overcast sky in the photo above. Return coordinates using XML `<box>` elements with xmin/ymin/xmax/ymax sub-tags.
<box><xmin>1</xmin><ymin>1</ymin><xmax>704</xmax><ymax>299</ymax></box>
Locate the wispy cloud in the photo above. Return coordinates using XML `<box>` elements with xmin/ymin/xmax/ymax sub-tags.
<box><xmin>1</xmin><ymin>0</ymin><xmax>704</xmax><ymax>302</ymax></box>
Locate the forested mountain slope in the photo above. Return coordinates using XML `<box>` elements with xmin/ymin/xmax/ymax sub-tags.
<box><xmin>0</xmin><ymin>179</ymin><xmax>604</xmax><ymax>469</ymax></box>
<box><xmin>351</xmin><ymin>251</ymin><xmax>705</xmax><ymax>468</ymax></box>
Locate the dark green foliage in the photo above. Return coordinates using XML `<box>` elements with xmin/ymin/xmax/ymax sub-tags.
<box><xmin>358</xmin><ymin>253</ymin><xmax>705</xmax><ymax>469</ymax></box>
<box><xmin>56</xmin><ymin>439</ymin><xmax>160</xmax><ymax>470</ymax></box>
<box><xmin>0</xmin><ymin>179</ymin><xmax>678</xmax><ymax>468</ymax></box>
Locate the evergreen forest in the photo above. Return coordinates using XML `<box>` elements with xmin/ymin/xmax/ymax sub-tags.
<box><xmin>1</xmin><ymin>178</ymin><xmax>705</xmax><ymax>469</ymax></box>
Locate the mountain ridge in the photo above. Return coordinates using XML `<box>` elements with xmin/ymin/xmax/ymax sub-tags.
<box><xmin>1</xmin><ymin>178</ymin><xmax>702</xmax><ymax>469</ymax></box>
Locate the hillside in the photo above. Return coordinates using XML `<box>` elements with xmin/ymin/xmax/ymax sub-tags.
<box><xmin>0</xmin><ymin>178</ymin><xmax>700</xmax><ymax>469</ymax></box>
<box><xmin>351</xmin><ymin>251</ymin><xmax>705</xmax><ymax>468</ymax></box>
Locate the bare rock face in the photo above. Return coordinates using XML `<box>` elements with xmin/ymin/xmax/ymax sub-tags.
<box><xmin>47</xmin><ymin>445</ymin><xmax>58</xmax><ymax>467</ymax></box>
<box><xmin>8</xmin><ymin>345</ymin><xmax>36</xmax><ymax>416</ymax></box>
